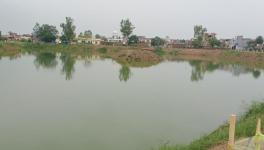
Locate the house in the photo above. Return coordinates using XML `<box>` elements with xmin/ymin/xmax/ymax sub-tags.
<box><xmin>20</xmin><ymin>34</ymin><xmax>32</xmax><ymax>41</ymax></box>
<box><xmin>229</xmin><ymin>36</ymin><xmax>253</xmax><ymax>50</ymax></box>
<box><xmin>107</xmin><ymin>31</ymin><xmax>124</xmax><ymax>43</ymax></box>
<box><xmin>166</xmin><ymin>39</ymin><xmax>192</xmax><ymax>48</ymax></box>
<box><xmin>2</xmin><ymin>32</ymin><xmax>21</xmax><ymax>41</ymax></box>
<box><xmin>77</xmin><ymin>36</ymin><xmax>103</xmax><ymax>45</ymax></box>
<box><xmin>220</xmin><ymin>39</ymin><xmax>232</xmax><ymax>49</ymax></box>
<box><xmin>203</xmin><ymin>32</ymin><xmax>217</xmax><ymax>48</ymax></box>
<box><xmin>138</xmin><ymin>36</ymin><xmax>152</xmax><ymax>47</ymax></box>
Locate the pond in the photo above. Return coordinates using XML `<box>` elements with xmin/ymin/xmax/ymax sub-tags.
<box><xmin>0</xmin><ymin>52</ymin><xmax>264</xmax><ymax>150</ymax></box>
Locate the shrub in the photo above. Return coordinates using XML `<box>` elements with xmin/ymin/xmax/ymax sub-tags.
<box><xmin>96</xmin><ymin>47</ymin><xmax>107</xmax><ymax>53</ymax></box>
<box><xmin>154</xmin><ymin>47</ymin><xmax>165</xmax><ymax>56</ymax></box>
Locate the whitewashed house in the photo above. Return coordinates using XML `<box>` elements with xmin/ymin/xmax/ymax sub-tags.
<box><xmin>77</xmin><ymin>36</ymin><xmax>103</xmax><ymax>45</ymax></box>
<box><xmin>107</xmin><ymin>31</ymin><xmax>124</xmax><ymax>43</ymax></box>
<box><xmin>229</xmin><ymin>36</ymin><xmax>252</xmax><ymax>50</ymax></box>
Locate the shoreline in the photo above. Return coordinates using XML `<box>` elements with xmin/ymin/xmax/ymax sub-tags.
<box><xmin>2</xmin><ymin>42</ymin><xmax>264</xmax><ymax>69</ymax></box>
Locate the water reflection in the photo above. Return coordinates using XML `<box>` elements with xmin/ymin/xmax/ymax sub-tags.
<box><xmin>1</xmin><ymin>51</ymin><xmax>262</xmax><ymax>81</ymax></box>
<box><xmin>34</xmin><ymin>52</ymin><xmax>58</xmax><ymax>69</ymax></box>
<box><xmin>189</xmin><ymin>60</ymin><xmax>220</xmax><ymax>81</ymax></box>
<box><xmin>60</xmin><ymin>53</ymin><xmax>76</xmax><ymax>80</ymax></box>
<box><xmin>119</xmin><ymin>65</ymin><xmax>132</xmax><ymax>82</ymax></box>
<box><xmin>189</xmin><ymin>60</ymin><xmax>262</xmax><ymax>81</ymax></box>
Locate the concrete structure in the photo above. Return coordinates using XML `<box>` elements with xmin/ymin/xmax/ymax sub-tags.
<box><xmin>138</xmin><ymin>36</ymin><xmax>152</xmax><ymax>47</ymax></box>
<box><xmin>77</xmin><ymin>36</ymin><xmax>103</xmax><ymax>45</ymax></box>
<box><xmin>2</xmin><ymin>32</ymin><xmax>32</xmax><ymax>41</ymax></box>
<box><xmin>229</xmin><ymin>36</ymin><xmax>252</xmax><ymax>50</ymax></box>
<box><xmin>107</xmin><ymin>31</ymin><xmax>123</xmax><ymax>43</ymax></box>
<box><xmin>167</xmin><ymin>39</ymin><xmax>192</xmax><ymax>48</ymax></box>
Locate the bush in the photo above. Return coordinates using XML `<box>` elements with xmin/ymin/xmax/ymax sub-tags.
<box><xmin>97</xmin><ymin>47</ymin><xmax>107</xmax><ymax>53</ymax></box>
<box><xmin>154</xmin><ymin>47</ymin><xmax>165</xmax><ymax>56</ymax></box>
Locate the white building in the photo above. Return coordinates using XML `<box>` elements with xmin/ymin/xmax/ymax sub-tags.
<box><xmin>107</xmin><ymin>31</ymin><xmax>123</xmax><ymax>43</ymax></box>
<box><xmin>229</xmin><ymin>36</ymin><xmax>252</xmax><ymax>50</ymax></box>
<box><xmin>77</xmin><ymin>36</ymin><xmax>103</xmax><ymax>45</ymax></box>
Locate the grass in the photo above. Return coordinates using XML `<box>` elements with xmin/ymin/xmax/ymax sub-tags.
<box><xmin>96</xmin><ymin>47</ymin><xmax>108</xmax><ymax>53</ymax></box>
<box><xmin>169</xmin><ymin>50</ymin><xmax>180</xmax><ymax>56</ymax></box>
<box><xmin>154</xmin><ymin>47</ymin><xmax>166</xmax><ymax>56</ymax></box>
<box><xmin>159</xmin><ymin>100</ymin><xmax>264</xmax><ymax>150</ymax></box>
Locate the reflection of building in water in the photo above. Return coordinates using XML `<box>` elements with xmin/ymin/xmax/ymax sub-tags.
<box><xmin>220</xmin><ymin>64</ymin><xmax>252</xmax><ymax>76</ymax></box>
<box><xmin>189</xmin><ymin>60</ymin><xmax>262</xmax><ymax>81</ymax></box>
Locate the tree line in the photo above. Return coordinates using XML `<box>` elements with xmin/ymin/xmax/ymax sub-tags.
<box><xmin>1</xmin><ymin>18</ymin><xmax>263</xmax><ymax>49</ymax></box>
<box><xmin>29</xmin><ymin>17</ymin><xmax>166</xmax><ymax>47</ymax></box>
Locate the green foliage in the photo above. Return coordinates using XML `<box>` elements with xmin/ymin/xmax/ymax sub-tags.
<box><xmin>128</xmin><ymin>35</ymin><xmax>139</xmax><ymax>45</ymax></box>
<box><xmin>154</xmin><ymin>47</ymin><xmax>165</xmax><ymax>56</ymax></box>
<box><xmin>34</xmin><ymin>52</ymin><xmax>58</xmax><ymax>69</ymax></box>
<box><xmin>119</xmin><ymin>65</ymin><xmax>132</xmax><ymax>82</ymax></box>
<box><xmin>96</xmin><ymin>47</ymin><xmax>107</xmax><ymax>53</ymax></box>
<box><xmin>169</xmin><ymin>50</ymin><xmax>179</xmax><ymax>56</ymax></box>
<box><xmin>208</xmin><ymin>37</ymin><xmax>221</xmax><ymax>48</ymax></box>
<box><xmin>192</xmin><ymin>25</ymin><xmax>207</xmax><ymax>48</ymax></box>
<box><xmin>160</xmin><ymin>100</ymin><xmax>264</xmax><ymax>150</ymax></box>
<box><xmin>247</xmin><ymin>41</ymin><xmax>256</xmax><ymax>50</ymax></box>
<box><xmin>194</xmin><ymin>25</ymin><xmax>207</xmax><ymax>39</ymax></box>
<box><xmin>60</xmin><ymin>17</ymin><xmax>76</xmax><ymax>43</ymax></box>
<box><xmin>33</xmin><ymin>23</ymin><xmax>58</xmax><ymax>43</ymax></box>
<box><xmin>256</xmin><ymin>36</ymin><xmax>264</xmax><ymax>45</ymax></box>
<box><xmin>151</xmin><ymin>36</ymin><xmax>165</xmax><ymax>47</ymax></box>
<box><xmin>252</xmin><ymin>70</ymin><xmax>261</xmax><ymax>79</ymax></box>
<box><xmin>192</xmin><ymin>37</ymin><xmax>203</xmax><ymax>48</ymax></box>
<box><xmin>84</xmin><ymin>30</ymin><xmax>92</xmax><ymax>38</ymax></box>
<box><xmin>95</xmin><ymin>34</ymin><xmax>101</xmax><ymax>39</ymax></box>
<box><xmin>60</xmin><ymin>53</ymin><xmax>75</xmax><ymax>80</ymax></box>
<box><xmin>0</xmin><ymin>30</ymin><xmax>2</xmax><ymax>41</ymax></box>
<box><xmin>120</xmin><ymin>19</ymin><xmax>135</xmax><ymax>38</ymax></box>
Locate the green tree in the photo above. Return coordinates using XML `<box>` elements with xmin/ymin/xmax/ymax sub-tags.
<box><xmin>60</xmin><ymin>17</ymin><xmax>76</xmax><ymax>43</ymax></box>
<box><xmin>33</xmin><ymin>23</ymin><xmax>58</xmax><ymax>43</ymax></box>
<box><xmin>79</xmin><ymin>32</ymin><xmax>83</xmax><ymax>37</ymax></box>
<box><xmin>193</xmin><ymin>25</ymin><xmax>207</xmax><ymax>48</ymax></box>
<box><xmin>84</xmin><ymin>30</ymin><xmax>92</xmax><ymax>38</ymax></box>
<box><xmin>0</xmin><ymin>30</ymin><xmax>2</xmax><ymax>40</ymax></box>
<box><xmin>151</xmin><ymin>36</ymin><xmax>165</xmax><ymax>47</ymax></box>
<box><xmin>120</xmin><ymin>19</ymin><xmax>135</xmax><ymax>40</ymax></box>
<box><xmin>256</xmin><ymin>36</ymin><xmax>264</xmax><ymax>45</ymax></box>
<box><xmin>128</xmin><ymin>35</ymin><xmax>139</xmax><ymax>45</ymax></box>
<box><xmin>208</xmin><ymin>37</ymin><xmax>221</xmax><ymax>48</ymax></box>
<box><xmin>95</xmin><ymin>34</ymin><xmax>101</xmax><ymax>39</ymax></box>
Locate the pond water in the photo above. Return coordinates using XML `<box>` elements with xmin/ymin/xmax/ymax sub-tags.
<box><xmin>0</xmin><ymin>53</ymin><xmax>264</xmax><ymax>150</ymax></box>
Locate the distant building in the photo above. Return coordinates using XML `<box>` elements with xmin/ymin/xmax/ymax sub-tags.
<box><xmin>138</xmin><ymin>36</ymin><xmax>152</xmax><ymax>47</ymax></box>
<box><xmin>167</xmin><ymin>39</ymin><xmax>192</xmax><ymax>48</ymax></box>
<box><xmin>229</xmin><ymin>36</ymin><xmax>253</xmax><ymax>50</ymax></box>
<box><xmin>203</xmin><ymin>32</ymin><xmax>217</xmax><ymax>48</ymax></box>
<box><xmin>107</xmin><ymin>31</ymin><xmax>123</xmax><ymax>43</ymax></box>
<box><xmin>220</xmin><ymin>39</ymin><xmax>232</xmax><ymax>49</ymax></box>
<box><xmin>20</xmin><ymin>34</ymin><xmax>32</xmax><ymax>41</ymax></box>
<box><xmin>77</xmin><ymin>36</ymin><xmax>103</xmax><ymax>45</ymax></box>
<box><xmin>2</xmin><ymin>32</ymin><xmax>32</xmax><ymax>41</ymax></box>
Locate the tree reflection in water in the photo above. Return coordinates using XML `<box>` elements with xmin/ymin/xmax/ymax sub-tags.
<box><xmin>189</xmin><ymin>60</ymin><xmax>262</xmax><ymax>81</ymax></box>
<box><xmin>60</xmin><ymin>53</ymin><xmax>76</xmax><ymax>80</ymax></box>
<box><xmin>119</xmin><ymin>65</ymin><xmax>132</xmax><ymax>82</ymax></box>
<box><xmin>31</xmin><ymin>52</ymin><xmax>263</xmax><ymax>81</ymax></box>
<box><xmin>34</xmin><ymin>52</ymin><xmax>58</xmax><ymax>69</ymax></box>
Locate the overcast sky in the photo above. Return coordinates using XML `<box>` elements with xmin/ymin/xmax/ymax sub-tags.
<box><xmin>0</xmin><ymin>0</ymin><xmax>263</xmax><ymax>39</ymax></box>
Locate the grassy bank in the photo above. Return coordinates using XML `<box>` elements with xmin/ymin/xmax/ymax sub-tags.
<box><xmin>159</xmin><ymin>100</ymin><xmax>264</xmax><ymax>150</ymax></box>
<box><xmin>2</xmin><ymin>42</ymin><xmax>264</xmax><ymax>69</ymax></box>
